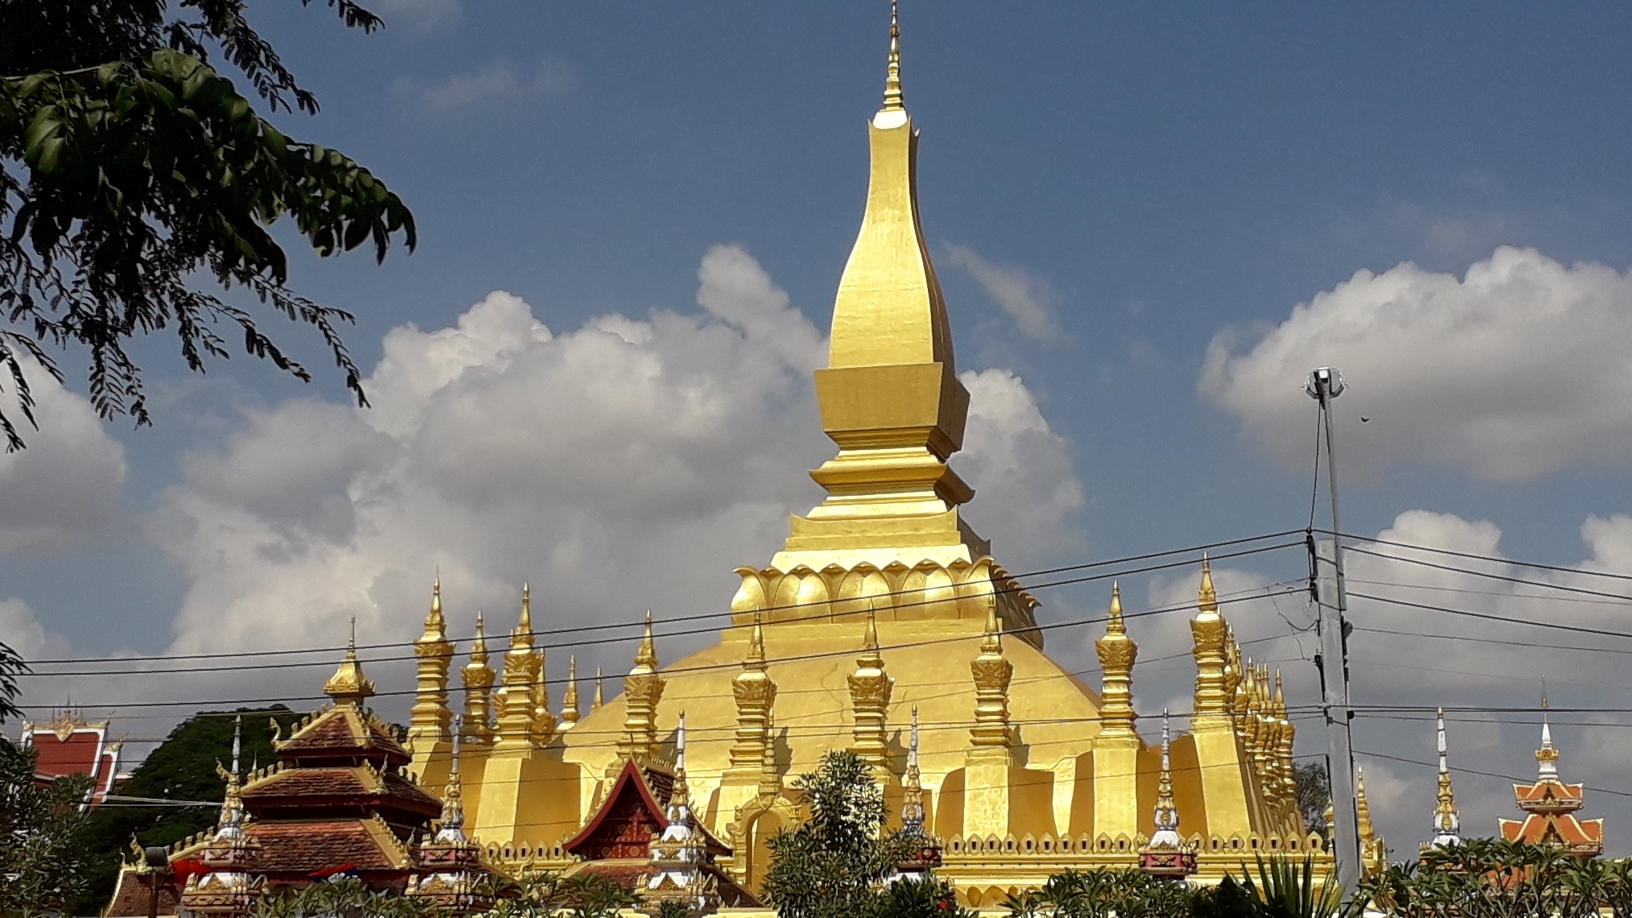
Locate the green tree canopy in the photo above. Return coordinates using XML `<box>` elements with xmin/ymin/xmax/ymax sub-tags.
<box><xmin>69</xmin><ymin>705</ymin><xmax>300</xmax><ymax>914</ymax></box>
<box><xmin>0</xmin><ymin>0</ymin><xmax>414</xmax><ymax>449</ymax></box>
<box><xmin>761</xmin><ymin>750</ymin><xmax>919</xmax><ymax>918</ymax></box>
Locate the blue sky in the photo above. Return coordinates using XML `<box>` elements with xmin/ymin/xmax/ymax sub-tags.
<box><xmin>8</xmin><ymin>1</ymin><xmax>1632</xmax><ymax>856</ymax></box>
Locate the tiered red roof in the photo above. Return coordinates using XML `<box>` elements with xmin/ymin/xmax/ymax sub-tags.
<box><xmin>561</xmin><ymin>759</ymin><xmax>755</xmax><ymax>907</ymax></box>
<box><xmin>22</xmin><ymin>711</ymin><xmax>122</xmax><ymax>805</ymax></box>
<box><xmin>1497</xmin><ymin>713</ymin><xmax>1604</xmax><ymax>857</ymax></box>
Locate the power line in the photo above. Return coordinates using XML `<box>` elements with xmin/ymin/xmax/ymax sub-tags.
<box><xmin>1354</xmin><ymin>747</ymin><xmax>1632</xmax><ymax>800</ymax></box>
<box><xmin>13</xmin><ymin>582</ymin><xmax>1309</xmax><ymax>711</ymax></box>
<box><xmin>1330</xmin><ymin>530</ymin><xmax>1632</xmax><ymax>585</ymax></box>
<box><xmin>1348</xmin><ymin>591</ymin><xmax>1632</xmax><ymax>643</ymax></box>
<box><xmin>21</xmin><ymin>529</ymin><xmax>1306</xmax><ymax>669</ymax></box>
<box><xmin>14</xmin><ymin>544</ymin><xmax>1307</xmax><ymax>683</ymax></box>
<box><xmin>1346</xmin><ymin>546</ymin><xmax>1632</xmax><ymax>604</ymax></box>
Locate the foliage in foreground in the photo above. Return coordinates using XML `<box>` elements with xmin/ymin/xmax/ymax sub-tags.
<box><xmin>0</xmin><ymin>0</ymin><xmax>415</xmax><ymax>450</ymax></box>
<box><xmin>999</xmin><ymin>858</ymin><xmax>1357</xmax><ymax>918</ymax></box>
<box><xmin>1361</xmin><ymin>838</ymin><xmax>1632</xmax><ymax>918</ymax></box>
<box><xmin>477</xmin><ymin>869</ymin><xmax>642</xmax><ymax>918</ymax></box>
<box><xmin>761</xmin><ymin>750</ymin><xmax>921</xmax><ymax>918</ymax></box>
<box><xmin>252</xmin><ymin>877</ymin><xmax>428</xmax><ymax>918</ymax></box>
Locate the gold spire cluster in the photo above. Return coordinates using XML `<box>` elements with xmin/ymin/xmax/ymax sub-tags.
<box><xmin>848</xmin><ymin>608</ymin><xmax>894</xmax><ymax>768</ymax></box>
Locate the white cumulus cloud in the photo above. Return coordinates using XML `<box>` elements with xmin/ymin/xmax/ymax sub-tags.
<box><xmin>0</xmin><ymin>373</ymin><xmax>127</xmax><ymax>553</ymax></box>
<box><xmin>149</xmin><ymin>246</ymin><xmax>1084</xmax><ymax>704</ymax></box>
<box><xmin>1202</xmin><ymin>246</ymin><xmax>1632</xmax><ymax>481</ymax></box>
<box><xmin>399</xmin><ymin>58</ymin><xmax>577</xmax><ymax>114</ymax></box>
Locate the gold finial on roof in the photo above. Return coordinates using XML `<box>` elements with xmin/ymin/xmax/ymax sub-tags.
<box><xmin>512</xmin><ymin>583</ymin><xmax>534</xmax><ymax>649</ymax></box>
<box><xmin>882</xmin><ymin>0</ymin><xmax>904</xmax><ymax>113</ymax></box>
<box><xmin>429</xmin><ymin>578</ymin><xmax>444</xmax><ymax>626</ymax></box>
<box><xmin>981</xmin><ymin>602</ymin><xmax>1002</xmax><ymax>654</ymax></box>
<box><xmin>469</xmin><ymin>613</ymin><xmax>489</xmax><ymax>664</ymax></box>
<box><xmin>593</xmin><ymin>667</ymin><xmax>604</xmax><ymax>710</ymax></box>
<box><xmin>862</xmin><ymin>605</ymin><xmax>881</xmax><ymax>654</ymax></box>
<box><xmin>324</xmin><ymin>617</ymin><xmax>376</xmax><ymax>707</ymax></box>
<box><xmin>636</xmin><ymin>611</ymin><xmax>659</xmax><ymax>669</ymax></box>
<box><xmin>1106</xmin><ymin>582</ymin><xmax>1125</xmax><ymax>634</ymax></box>
<box><xmin>1199</xmin><ymin>554</ymin><xmax>1218</xmax><ymax>612</ymax></box>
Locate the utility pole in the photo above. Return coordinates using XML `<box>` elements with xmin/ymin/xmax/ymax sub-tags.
<box><xmin>1307</xmin><ymin>367</ymin><xmax>1360</xmax><ymax>889</ymax></box>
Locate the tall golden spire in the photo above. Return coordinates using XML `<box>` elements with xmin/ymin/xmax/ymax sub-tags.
<box><xmin>1190</xmin><ymin>557</ymin><xmax>1230</xmax><ymax>721</ymax></box>
<box><xmin>561</xmin><ymin>656</ymin><xmax>581</xmax><ymax>728</ymax></box>
<box><xmin>782</xmin><ymin>0</ymin><xmax>974</xmax><ymax>563</ymax></box>
<box><xmin>968</xmin><ymin>605</ymin><xmax>1014</xmax><ymax>761</ymax></box>
<box><xmin>410</xmin><ymin>579</ymin><xmax>455</xmax><ymax>759</ymax></box>
<box><xmin>525</xmin><ymin>586</ymin><xmax>556</xmax><ymax>746</ymax></box>
<box><xmin>1094</xmin><ymin>583</ymin><xmax>1138</xmax><ymax>739</ymax></box>
<box><xmin>324</xmin><ymin>618</ymin><xmax>376</xmax><ymax>708</ymax></box>
<box><xmin>617</xmin><ymin>612</ymin><xmax>666</xmax><ymax>765</ymax></box>
<box><xmin>848</xmin><ymin>607</ymin><xmax>893</xmax><ymax>769</ymax></box>
<box><xmin>730</xmin><ymin>612</ymin><xmax>778</xmax><ymax>773</ymax></box>
<box><xmin>461</xmin><ymin>613</ymin><xmax>495</xmax><ymax>745</ymax></box>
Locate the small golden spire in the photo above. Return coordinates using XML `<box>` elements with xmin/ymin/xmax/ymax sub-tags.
<box><xmin>671</xmin><ymin>710</ymin><xmax>691</xmax><ymax>808</ymax></box>
<box><xmin>593</xmin><ymin>667</ymin><xmax>604</xmax><ymax>710</ymax></box>
<box><xmin>561</xmin><ymin>656</ymin><xmax>581</xmax><ymax>727</ymax></box>
<box><xmin>1356</xmin><ymin>766</ymin><xmax>1375</xmax><ymax>841</ymax></box>
<box><xmin>1199</xmin><ymin>554</ymin><xmax>1218</xmax><ymax>612</ymax></box>
<box><xmin>748</xmin><ymin>610</ymin><xmax>767</xmax><ymax>667</ymax></box>
<box><xmin>636</xmin><ymin>610</ymin><xmax>658</xmax><ymax>668</ymax></box>
<box><xmin>324</xmin><ymin>617</ymin><xmax>376</xmax><ymax>707</ymax></box>
<box><xmin>616</xmin><ymin>610</ymin><xmax>666</xmax><ymax>764</ymax></box>
<box><xmin>969</xmin><ymin>599</ymin><xmax>1015</xmax><ymax>757</ymax></box>
<box><xmin>848</xmin><ymin>605</ymin><xmax>893</xmax><ymax>768</ymax></box>
<box><xmin>981</xmin><ymin>602</ymin><xmax>1002</xmax><ymax>654</ymax></box>
<box><xmin>882</xmin><ymin>0</ymin><xmax>904</xmax><ymax>112</ymax></box>
<box><xmin>461</xmin><ymin>614</ymin><xmax>495</xmax><ymax>745</ymax></box>
<box><xmin>1191</xmin><ymin>558</ymin><xmax>1230</xmax><ymax>719</ymax></box>
<box><xmin>513</xmin><ymin>584</ymin><xmax>534</xmax><ymax>650</ymax></box>
<box><xmin>430</xmin><ymin>578</ymin><xmax>444</xmax><ymax>625</ymax></box>
<box><xmin>470</xmin><ymin>613</ymin><xmax>489</xmax><ymax>663</ymax></box>
<box><xmin>1094</xmin><ymin>583</ymin><xmax>1137</xmax><ymax>738</ymax></box>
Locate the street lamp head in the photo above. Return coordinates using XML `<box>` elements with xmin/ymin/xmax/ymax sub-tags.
<box><xmin>1306</xmin><ymin>367</ymin><xmax>1346</xmax><ymax>400</ymax></box>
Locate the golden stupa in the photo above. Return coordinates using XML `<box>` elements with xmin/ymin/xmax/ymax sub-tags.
<box><xmin>404</xmin><ymin>10</ymin><xmax>1326</xmax><ymax>905</ymax></box>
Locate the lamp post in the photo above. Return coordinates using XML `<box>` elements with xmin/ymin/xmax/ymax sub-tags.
<box><xmin>142</xmin><ymin>846</ymin><xmax>170</xmax><ymax>918</ymax></box>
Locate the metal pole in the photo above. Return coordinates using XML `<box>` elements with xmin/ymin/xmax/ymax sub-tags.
<box><xmin>1307</xmin><ymin>367</ymin><xmax>1360</xmax><ymax>889</ymax></box>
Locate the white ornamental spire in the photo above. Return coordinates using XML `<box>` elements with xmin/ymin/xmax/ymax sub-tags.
<box><xmin>1429</xmin><ymin>707</ymin><xmax>1461</xmax><ymax>848</ymax></box>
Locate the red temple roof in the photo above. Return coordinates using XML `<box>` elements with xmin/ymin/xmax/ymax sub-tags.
<box><xmin>22</xmin><ymin>712</ymin><xmax>121</xmax><ymax>805</ymax></box>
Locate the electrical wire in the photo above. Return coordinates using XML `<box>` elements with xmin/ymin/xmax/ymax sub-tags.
<box><xmin>1329</xmin><ymin>530</ymin><xmax>1632</xmax><ymax>584</ymax></box>
<box><xmin>20</xmin><ymin>529</ymin><xmax>1307</xmax><ymax>670</ymax></box>
<box><xmin>13</xmin><ymin>580</ymin><xmax>1309</xmax><ymax>711</ymax></box>
<box><xmin>1347</xmin><ymin>590</ymin><xmax>1632</xmax><ymax>643</ymax></box>
<box><xmin>14</xmin><ymin>541</ymin><xmax>1306</xmax><ymax>681</ymax></box>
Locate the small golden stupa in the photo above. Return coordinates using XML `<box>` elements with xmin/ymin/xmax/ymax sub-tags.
<box><xmin>404</xmin><ymin>8</ymin><xmax>1324</xmax><ymax>905</ymax></box>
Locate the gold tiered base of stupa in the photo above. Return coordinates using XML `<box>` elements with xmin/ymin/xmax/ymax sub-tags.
<box><xmin>402</xmin><ymin>7</ymin><xmax>1326</xmax><ymax>905</ymax></box>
